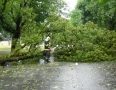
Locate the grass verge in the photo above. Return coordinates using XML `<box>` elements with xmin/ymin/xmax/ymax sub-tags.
<box><xmin>0</xmin><ymin>45</ymin><xmax>11</xmax><ymax>51</ymax></box>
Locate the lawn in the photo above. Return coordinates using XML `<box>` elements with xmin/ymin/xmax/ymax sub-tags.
<box><xmin>0</xmin><ymin>45</ymin><xmax>11</xmax><ymax>51</ymax></box>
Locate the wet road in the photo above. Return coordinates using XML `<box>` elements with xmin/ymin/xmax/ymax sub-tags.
<box><xmin>0</xmin><ymin>59</ymin><xmax>116</xmax><ymax>90</ymax></box>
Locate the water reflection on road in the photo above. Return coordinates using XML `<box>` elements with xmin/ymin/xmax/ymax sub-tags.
<box><xmin>0</xmin><ymin>60</ymin><xmax>116</xmax><ymax>90</ymax></box>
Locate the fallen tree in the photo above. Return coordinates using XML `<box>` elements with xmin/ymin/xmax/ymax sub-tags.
<box><xmin>0</xmin><ymin>52</ymin><xmax>42</xmax><ymax>66</ymax></box>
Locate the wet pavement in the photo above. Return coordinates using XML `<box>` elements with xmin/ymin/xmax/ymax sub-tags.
<box><xmin>0</xmin><ymin>57</ymin><xmax>116</xmax><ymax>90</ymax></box>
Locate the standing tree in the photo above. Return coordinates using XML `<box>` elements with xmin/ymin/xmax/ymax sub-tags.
<box><xmin>70</xmin><ymin>0</ymin><xmax>116</xmax><ymax>30</ymax></box>
<box><xmin>0</xmin><ymin>0</ymin><xmax>66</xmax><ymax>52</ymax></box>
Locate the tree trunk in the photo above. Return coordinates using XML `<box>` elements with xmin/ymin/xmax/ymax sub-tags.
<box><xmin>11</xmin><ymin>30</ymin><xmax>21</xmax><ymax>52</ymax></box>
<box><xmin>0</xmin><ymin>54</ymin><xmax>34</xmax><ymax>66</ymax></box>
<box><xmin>11</xmin><ymin>15</ymin><xmax>22</xmax><ymax>52</ymax></box>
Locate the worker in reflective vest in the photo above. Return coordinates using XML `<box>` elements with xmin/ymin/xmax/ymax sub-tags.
<box><xmin>44</xmin><ymin>36</ymin><xmax>50</xmax><ymax>63</ymax></box>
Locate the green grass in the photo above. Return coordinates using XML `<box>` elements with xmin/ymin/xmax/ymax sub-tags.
<box><xmin>0</xmin><ymin>45</ymin><xmax>11</xmax><ymax>51</ymax></box>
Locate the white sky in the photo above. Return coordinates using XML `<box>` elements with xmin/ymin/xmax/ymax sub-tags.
<box><xmin>63</xmin><ymin>0</ymin><xmax>78</xmax><ymax>11</ymax></box>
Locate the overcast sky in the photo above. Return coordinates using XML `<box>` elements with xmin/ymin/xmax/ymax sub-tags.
<box><xmin>63</xmin><ymin>0</ymin><xmax>78</xmax><ymax>11</ymax></box>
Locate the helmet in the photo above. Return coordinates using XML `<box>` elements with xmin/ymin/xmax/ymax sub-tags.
<box><xmin>45</xmin><ymin>36</ymin><xmax>50</xmax><ymax>41</ymax></box>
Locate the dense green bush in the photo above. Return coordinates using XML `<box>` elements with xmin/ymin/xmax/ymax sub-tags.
<box><xmin>55</xmin><ymin>21</ymin><xmax>116</xmax><ymax>62</ymax></box>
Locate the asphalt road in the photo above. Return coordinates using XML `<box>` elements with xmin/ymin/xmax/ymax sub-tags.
<box><xmin>0</xmin><ymin>59</ymin><xmax>116</xmax><ymax>90</ymax></box>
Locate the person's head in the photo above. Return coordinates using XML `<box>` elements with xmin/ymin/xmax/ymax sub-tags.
<box><xmin>45</xmin><ymin>36</ymin><xmax>50</xmax><ymax>41</ymax></box>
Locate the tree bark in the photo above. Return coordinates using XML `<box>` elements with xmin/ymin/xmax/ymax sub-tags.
<box><xmin>0</xmin><ymin>54</ymin><xmax>34</xmax><ymax>66</ymax></box>
<box><xmin>11</xmin><ymin>14</ymin><xmax>22</xmax><ymax>52</ymax></box>
<box><xmin>11</xmin><ymin>32</ymin><xmax>20</xmax><ymax>52</ymax></box>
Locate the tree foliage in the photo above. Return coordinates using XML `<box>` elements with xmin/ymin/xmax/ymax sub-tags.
<box><xmin>0</xmin><ymin>0</ymin><xmax>116</xmax><ymax>63</ymax></box>
<box><xmin>0</xmin><ymin>0</ymin><xmax>66</xmax><ymax>53</ymax></box>
<box><xmin>55</xmin><ymin>21</ymin><xmax>116</xmax><ymax>62</ymax></box>
<box><xmin>70</xmin><ymin>0</ymin><xmax>116</xmax><ymax>30</ymax></box>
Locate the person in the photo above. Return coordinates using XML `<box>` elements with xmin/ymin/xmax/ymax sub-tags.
<box><xmin>43</xmin><ymin>36</ymin><xmax>51</xmax><ymax>63</ymax></box>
